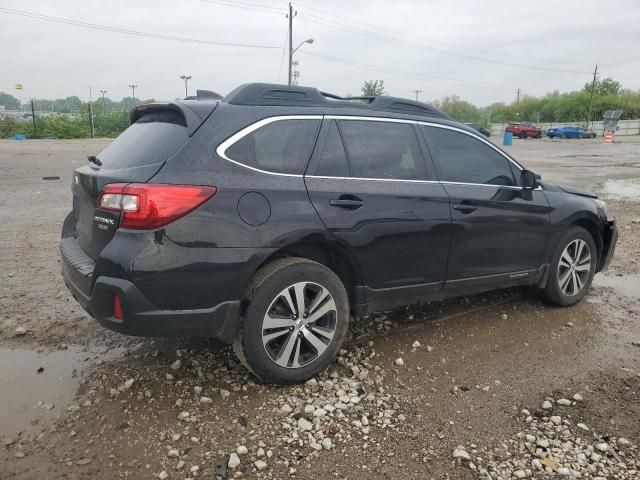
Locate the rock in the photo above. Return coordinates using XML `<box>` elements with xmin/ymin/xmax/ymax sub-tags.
<box><xmin>199</xmin><ymin>396</ymin><xmax>212</xmax><ymax>405</ymax></box>
<box><xmin>313</xmin><ymin>408</ymin><xmax>327</xmax><ymax>417</ymax></box>
<box><xmin>177</xmin><ymin>411</ymin><xmax>190</xmax><ymax>420</ymax></box>
<box><xmin>557</xmin><ymin>467</ymin><xmax>570</xmax><ymax>476</ymax></box>
<box><xmin>514</xmin><ymin>470</ymin><xmax>526</xmax><ymax>479</ymax></box>
<box><xmin>193</xmin><ymin>386</ymin><xmax>202</xmax><ymax>395</ymax></box>
<box><xmin>123</xmin><ymin>379</ymin><xmax>134</xmax><ymax>390</ymax></box>
<box><xmin>228</xmin><ymin>453</ymin><xmax>240</xmax><ymax>469</ymax></box>
<box><xmin>542</xmin><ymin>400</ymin><xmax>553</xmax><ymax>410</ymax></box>
<box><xmin>525</xmin><ymin>434</ymin><xmax>536</xmax><ymax>443</ymax></box>
<box><xmin>158</xmin><ymin>471</ymin><xmax>169</xmax><ymax>480</ymax></box>
<box><xmin>412</xmin><ymin>340</ymin><xmax>421</xmax><ymax>348</ymax></box>
<box><xmin>168</xmin><ymin>449</ymin><xmax>179</xmax><ymax>458</ymax></box>
<box><xmin>595</xmin><ymin>442</ymin><xmax>609</xmax><ymax>452</ymax></box>
<box><xmin>577</xmin><ymin>423</ymin><xmax>589</xmax><ymax>431</ymax></box>
<box><xmin>170</xmin><ymin>359</ymin><xmax>181</xmax><ymax>370</ymax></box>
<box><xmin>236</xmin><ymin>445</ymin><xmax>248</xmax><ymax>455</ymax></box>
<box><xmin>176</xmin><ymin>460</ymin><xmax>185</xmax><ymax>469</ymax></box>
<box><xmin>557</xmin><ymin>398</ymin><xmax>571</xmax><ymax>406</ymax></box>
<box><xmin>426</xmin><ymin>345</ymin><xmax>434</xmax><ymax>352</ymax></box>
<box><xmin>550</xmin><ymin>415</ymin><xmax>562</xmax><ymax>425</ymax></box>
<box><xmin>219</xmin><ymin>389</ymin><xmax>230</xmax><ymax>399</ymax></box>
<box><xmin>14</xmin><ymin>327</ymin><xmax>26</xmax><ymax>336</ymax></box>
<box><xmin>75</xmin><ymin>458</ymin><xmax>91</xmax><ymax>465</ymax></box>
<box><xmin>3</xmin><ymin>438</ymin><xmax>16</xmax><ymax>447</ymax></box>
<box><xmin>501</xmin><ymin>313</ymin><xmax>508</xmax><ymax>320</ymax></box>
<box><xmin>297</xmin><ymin>417</ymin><xmax>313</xmax><ymax>431</ymax></box>
<box><xmin>394</xmin><ymin>357</ymin><xmax>405</xmax><ymax>366</ymax></box>
<box><xmin>254</xmin><ymin>459</ymin><xmax>268</xmax><ymax>471</ymax></box>
<box><xmin>617</xmin><ymin>437</ymin><xmax>630</xmax><ymax>447</ymax></box>
<box><xmin>572</xmin><ymin>393</ymin><xmax>583</xmax><ymax>402</ymax></box>
<box><xmin>279</xmin><ymin>404</ymin><xmax>292</xmax><ymax>415</ymax></box>
<box><xmin>452</xmin><ymin>447</ymin><xmax>471</xmax><ymax>461</ymax></box>
<box><xmin>304</xmin><ymin>404</ymin><xmax>315</xmax><ymax>414</ymax></box>
<box><xmin>321</xmin><ymin>438</ymin><xmax>332</xmax><ymax>450</ymax></box>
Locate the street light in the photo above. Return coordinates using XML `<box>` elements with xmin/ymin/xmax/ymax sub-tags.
<box><xmin>289</xmin><ymin>38</ymin><xmax>313</xmax><ymax>86</ymax></box>
<box><xmin>129</xmin><ymin>84</ymin><xmax>138</xmax><ymax>108</ymax></box>
<box><xmin>99</xmin><ymin>90</ymin><xmax>107</xmax><ymax>112</ymax></box>
<box><xmin>180</xmin><ymin>75</ymin><xmax>192</xmax><ymax>98</ymax></box>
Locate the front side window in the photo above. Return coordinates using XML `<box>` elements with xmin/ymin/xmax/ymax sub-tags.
<box><xmin>422</xmin><ymin>126</ymin><xmax>516</xmax><ymax>186</ymax></box>
<box><xmin>337</xmin><ymin>120</ymin><xmax>426</xmax><ymax>180</ymax></box>
<box><xmin>225</xmin><ymin>119</ymin><xmax>320</xmax><ymax>174</ymax></box>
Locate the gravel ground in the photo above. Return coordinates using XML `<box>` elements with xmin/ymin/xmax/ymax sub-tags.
<box><xmin>0</xmin><ymin>137</ymin><xmax>639</xmax><ymax>479</ymax></box>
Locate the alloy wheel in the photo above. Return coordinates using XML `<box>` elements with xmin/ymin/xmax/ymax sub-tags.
<box><xmin>261</xmin><ymin>282</ymin><xmax>337</xmax><ymax>368</ymax></box>
<box><xmin>557</xmin><ymin>239</ymin><xmax>592</xmax><ymax>296</ymax></box>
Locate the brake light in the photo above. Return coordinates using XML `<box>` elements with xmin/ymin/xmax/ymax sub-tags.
<box><xmin>97</xmin><ymin>183</ymin><xmax>217</xmax><ymax>229</ymax></box>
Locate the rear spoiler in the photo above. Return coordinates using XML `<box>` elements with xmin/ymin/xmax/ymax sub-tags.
<box><xmin>129</xmin><ymin>100</ymin><xmax>218</xmax><ymax>136</ymax></box>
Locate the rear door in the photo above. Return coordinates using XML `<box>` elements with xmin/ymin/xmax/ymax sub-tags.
<box><xmin>72</xmin><ymin>108</ymin><xmax>193</xmax><ymax>259</ymax></box>
<box><xmin>420</xmin><ymin>125</ymin><xmax>551</xmax><ymax>284</ymax></box>
<box><xmin>305</xmin><ymin>118</ymin><xmax>451</xmax><ymax>304</ymax></box>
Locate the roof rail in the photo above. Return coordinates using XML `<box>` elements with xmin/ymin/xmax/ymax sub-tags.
<box><xmin>223</xmin><ymin>83</ymin><xmax>450</xmax><ymax>119</ymax></box>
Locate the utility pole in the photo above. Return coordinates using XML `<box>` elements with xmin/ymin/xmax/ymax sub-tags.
<box><xmin>587</xmin><ymin>64</ymin><xmax>598</xmax><ymax>129</ymax></box>
<box><xmin>516</xmin><ymin>88</ymin><xmax>520</xmax><ymax>103</ymax></box>
<box><xmin>99</xmin><ymin>90</ymin><xmax>107</xmax><ymax>112</ymax></box>
<box><xmin>88</xmin><ymin>86</ymin><xmax>95</xmax><ymax>139</ymax></box>
<box><xmin>129</xmin><ymin>84</ymin><xmax>138</xmax><ymax>109</ymax></box>
<box><xmin>30</xmin><ymin>100</ymin><xmax>37</xmax><ymax>138</ymax></box>
<box><xmin>412</xmin><ymin>89</ymin><xmax>422</xmax><ymax>101</ymax></box>
<box><xmin>287</xmin><ymin>3</ymin><xmax>294</xmax><ymax>86</ymax></box>
<box><xmin>180</xmin><ymin>75</ymin><xmax>192</xmax><ymax>98</ymax></box>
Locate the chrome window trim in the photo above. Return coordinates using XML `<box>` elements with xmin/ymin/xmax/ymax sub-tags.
<box><xmin>215</xmin><ymin>115</ymin><xmax>323</xmax><ymax>178</ymax></box>
<box><xmin>215</xmin><ymin>114</ymin><xmax>534</xmax><ymax>188</ymax></box>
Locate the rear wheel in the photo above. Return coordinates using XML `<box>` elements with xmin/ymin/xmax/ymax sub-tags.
<box><xmin>233</xmin><ymin>258</ymin><xmax>349</xmax><ymax>384</ymax></box>
<box><xmin>542</xmin><ymin>226</ymin><xmax>596</xmax><ymax>306</ymax></box>
<box><xmin>519</xmin><ymin>132</ymin><xmax>527</xmax><ymax>139</ymax></box>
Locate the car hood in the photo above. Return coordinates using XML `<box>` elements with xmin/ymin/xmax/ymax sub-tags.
<box><xmin>541</xmin><ymin>181</ymin><xmax>598</xmax><ymax>199</ymax></box>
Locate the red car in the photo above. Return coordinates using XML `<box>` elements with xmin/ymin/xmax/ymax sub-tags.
<box><xmin>505</xmin><ymin>122</ymin><xmax>542</xmax><ymax>139</ymax></box>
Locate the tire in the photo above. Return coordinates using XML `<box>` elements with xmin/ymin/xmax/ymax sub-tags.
<box><xmin>535</xmin><ymin>132</ymin><xmax>542</xmax><ymax>138</ymax></box>
<box><xmin>542</xmin><ymin>226</ymin><xmax>597</xmax><ymax>306</ymax></box>
<box><xmin>590</xmin><ymin>133</ymin><xmax>596</xmax><ymax>139</ymax></box>
<box><xmin>560</xmin><ymin>134</ymin><xmax>567</xmax><ymax>139</ymax></box>
<box><xmin>233</xmin><ymin>257</ymin><xmax>350</xmax><ymax>384</ymax></box>
<box><xmin>519</xmin><ymin>132</ymin><xmax>527</xmax><ymax>139</ymax></box>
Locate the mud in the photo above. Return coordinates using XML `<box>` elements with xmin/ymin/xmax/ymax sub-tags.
<box><xmin>0</xmin><ymin>137</ymin><xmax>639</xmax><ymax>479</ymax></box>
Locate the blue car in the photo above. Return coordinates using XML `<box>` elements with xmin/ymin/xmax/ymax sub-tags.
<box><xmin>547</xmin><ymin>126</ymin><xmax>597</xmax><ymax>139</ymax></box>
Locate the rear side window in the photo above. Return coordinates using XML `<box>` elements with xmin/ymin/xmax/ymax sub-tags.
<box><xmin>337</xmin><ymin>120</ymin><xmax>426</xmax><ymax>180</ymax></box>
<box><xmin>225</xmin><ymin>119</ymin><xmax>320</xmax><ymax>174</ymax></box>
<box><xmin>315</xmin><ymin>120</ymin><xmax>350</xmax><ymax>177</ymax></box>
<box><xmin>96</xmin><ymin>110</ymin><xmax>188</xmax><ymax>169</ymax></box>
<box><xmin>422</xmin><ymin>126</ymin><xmax>516</xmax><ymax>186</ymax></box>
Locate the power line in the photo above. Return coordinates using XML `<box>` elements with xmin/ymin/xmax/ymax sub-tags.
<box><xmin>0</xmin><ymin>7</ymin><xmax>282</xmax><ymax>49</ymax></box>
<box><xmin>199</xmin><ymin>0</ymin><xmax>282</xmax><ymax>14</ymax></box>
<box><xmin>296</xmin><ymin>13</ymin><xmax>594</xmax><ymax>75</ymax></box>
<box><xmin>292</xmin><ymin>2</ymin><xmax>602</xmax><ymax>68</ymax></box>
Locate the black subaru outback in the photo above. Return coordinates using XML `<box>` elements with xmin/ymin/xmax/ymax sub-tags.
<box><xmin>61</xmin><ymin>83</ymin><xmax>617</xmax><ymax>383</ymax></box>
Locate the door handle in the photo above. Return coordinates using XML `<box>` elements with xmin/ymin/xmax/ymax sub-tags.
<box><xmin>453</xmin><ymin>202</ymin><xmax>478</xmax><ymax>214</ymax></box>
<box><xmin>330</xmin><ymin>195</ymin><xmax>364</xmax><ymax>210</ymax></box>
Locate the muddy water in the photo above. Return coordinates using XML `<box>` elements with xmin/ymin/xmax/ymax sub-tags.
<box><xmin>602</xmin><ymin>179</ymin><xmax>640</xmax><ymax>201</ymax></box>
<box><xmin>594</xmin><ymin>273</ymin><xmax>640</xmax><ymax>300</ymax></box>
<box><xmin>0</xmin><ymin>346</ymin><xmax>123</xmax><ymax>434</ymax></box>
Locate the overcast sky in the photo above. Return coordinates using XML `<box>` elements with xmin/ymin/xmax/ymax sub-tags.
<box><xmin>1</xmin><ymin>0</ymin><xmax>639</xmax><ymax>106</ymax></box>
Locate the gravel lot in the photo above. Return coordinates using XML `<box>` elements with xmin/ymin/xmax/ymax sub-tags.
<box><xmin>1</xmin><ymin>136</ymin><xmax>639</xmax><ymax>479</ymax></box>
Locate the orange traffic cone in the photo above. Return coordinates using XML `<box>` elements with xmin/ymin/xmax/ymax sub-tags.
<box><xmin>604</xmin><ymin>131</ymin><xmax>613</xmax><ymax>144</ymax></box>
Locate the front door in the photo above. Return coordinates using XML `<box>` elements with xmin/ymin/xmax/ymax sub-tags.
<box><xmin>305</xmin><ymin>118</ymin><xmax>451</xmax><ymax>305</ymax></box>
<box><xmin>420</xmin><ymin>125</ymin><xmax>551</xmax><ymax>285</ymax></box>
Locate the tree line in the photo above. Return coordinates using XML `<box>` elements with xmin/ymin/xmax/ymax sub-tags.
<box><xmin>1</xmin><ymin>78</ymin><xmax>639</xmax><ymax>139</ymax></box>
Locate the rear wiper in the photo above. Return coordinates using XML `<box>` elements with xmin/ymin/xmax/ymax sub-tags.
<box><xmin>87</xmin><ymin>155</ymin><xmax>102</xmax><ymax>167</ymax></box>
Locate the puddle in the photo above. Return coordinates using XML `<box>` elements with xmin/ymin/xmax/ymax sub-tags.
<box><xmin>0</xmin><ymin>345</ymin><xmax>123</xmax><ymax>434</ymax></box>
<box><xmin>593</xmin><ymin>274</ymin><xmax>640</xmax><ymax>300</ymax></box>
<box><xmin>601</xmin><ymin>179</ymin><xmax>640</xmax><ymax>201</ymax></box>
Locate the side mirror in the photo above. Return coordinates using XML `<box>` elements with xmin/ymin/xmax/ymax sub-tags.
<box><xmin>521</xmin><ymin>169</ymin><xmax>540</xmax><ymax>189</ymax></box>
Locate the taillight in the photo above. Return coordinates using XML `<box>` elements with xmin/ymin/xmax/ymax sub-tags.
<box><xmin>113</xmin><ymin>293</ymin><xmax>123</xmax><ymax>320</ymax></box>
<box><xmin>97</xmin><ymin>183</ymin><xmax>217</xmax><ymax>229</ymax></box>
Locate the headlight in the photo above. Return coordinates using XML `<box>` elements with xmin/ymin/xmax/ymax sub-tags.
<box><xmin>594</xmin><ymin>199</ymin><xmax>610</xmax><ymax>220</ymax></box>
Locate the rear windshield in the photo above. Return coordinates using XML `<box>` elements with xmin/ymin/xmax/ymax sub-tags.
<box><xmin>96</xmin><ymin>110</ymin><xmax>188</xmax><ymax>170</ymax></box>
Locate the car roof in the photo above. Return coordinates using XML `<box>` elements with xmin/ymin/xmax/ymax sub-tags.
<box><xmin>223</xmin><ymin>83</ymin><xmax>452</xmax><ymax>121</ymax></box>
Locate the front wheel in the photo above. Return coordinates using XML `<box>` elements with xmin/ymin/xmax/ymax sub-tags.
<box><xmin>542</xmin><ymin>226</ymin><xmax>596</xmax><ymax>306</ymax></box>
<box><xmin>233</xmin><ymin>258</ymin><xmax>349</xmax><ymax>384</ymax></box>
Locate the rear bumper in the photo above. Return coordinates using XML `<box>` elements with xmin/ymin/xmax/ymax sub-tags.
<box><xmin>597</xmin><ymin>220</ymin><xmax>617</xmax><ymax>272</ymax></box>
<box><xmin>61</xmin><ymin>241</ymin><xmax>240</xmax><ymax>343</ymax></box>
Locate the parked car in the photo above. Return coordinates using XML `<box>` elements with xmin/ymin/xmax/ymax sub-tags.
<box><xmin>464</xmin><ymin>122</ymin><xmax>491</xmax><ymax>137</ymax></box>
<box><xmin>61</xmin><ymin>83</ymin><xmax>617</xmax><ymax>384</ymax></box>
<box><xmin>547</xmin><ymin>126</ymin><xmax>597</xmax><ymax>139</ymax></box>
<box><xmin>505</xmin><ymin>122</ymin><xmax>542</xmax><ymax>139</ymax></box>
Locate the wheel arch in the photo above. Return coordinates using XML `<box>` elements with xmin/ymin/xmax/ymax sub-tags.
<box><xmin>254</xmin><ymin>240</ymin><xmax>364</xmax><ymax>312</ymax></box>
<box><xmin>570</xmin><ymin>216</ymin><xmax>603</xmax><ymax>265</ymax></box>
